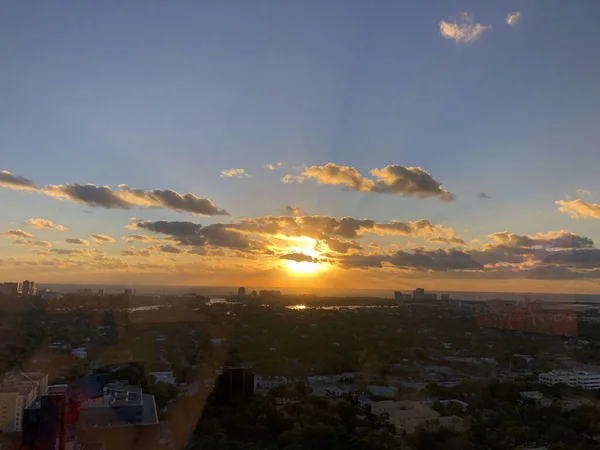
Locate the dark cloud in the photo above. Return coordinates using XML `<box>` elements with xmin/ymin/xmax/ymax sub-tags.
<box><xmin>1</xmin><ymin>170</ymin><xmax>228</xmax><ymax>216</ymax></box>
<box><xmin>337</xmin><ymin>248</ymin><xmax>481</xmax><ymax>271</ymax></box>
<box><xmin>158</xmin><ymin>245</ymin><xmax>184</xmax><ymax>254</ymax></box>
<box><xmin>285</xmin><ymin>206</ymin><xmax>302</xmax><ymax>215</ymax></box>
<box><xmin>321</xmin><ymin>238</ymin><xmax>362</xmax><ymax>254</ymax></box>
<box><xmin>65</xmin><ymin>238</ymin><xmax>90</xmax><ymax>246</ymax></box>
<box><xmin>293</xmin><ymin>163</ymin><xmax>454</xmax><ymax>201</ymax></box>
<box><xmin>489</xmin><ymin>231</ymin><xmax>593</xmax><ymax>249</ymax></box>
<box><xmin>478</xmin><ymin>192</ymin><xmax>491</xmax><ymax>199</ymax></box>
<box><xmin>45</xmin><ymin>184</ymin><xmax>132</xmax><ymax>209</ymax></box>
<box><xmin>131</xmin><ymin>220</ymin><xmax>256</xmax><ymax>251</ymax></box>
<box><xmin>118</xmin><ymin>185</ymin><xmax>229</xmax><ymax>215</ymax></box>
<box><xmin>544</xmin><ymin>249</ymin><xmax>600</xmax><ymax>268</ymax></box>
<box><xmin>0</xmin><ymin>170</ymin><xmax>38</xmax><ymax>191</ymax></box>
<box><xmin>280</xmin><ymin>253</ymin><xmax>317</xmax><ymax>263</ymax></box>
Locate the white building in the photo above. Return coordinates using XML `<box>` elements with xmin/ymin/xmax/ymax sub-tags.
<box><xmin>538</xmin><ymin>370</ymin><xmax>600</xmax><ymax>390</ymax></box>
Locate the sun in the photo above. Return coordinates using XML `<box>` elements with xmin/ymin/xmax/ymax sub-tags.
<box><xmin>282</xmin><ymin>240</ymin><xmax>328</xmax><ymax>275</ymax></box>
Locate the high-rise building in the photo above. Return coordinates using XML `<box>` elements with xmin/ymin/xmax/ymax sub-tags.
<box><xmin>22</xmin><ymin>280</ymin><xmax>36</xmax><ymax>297</ymax></box>
<box><xmin>394</xmin><ymin>291</ymin><xmax>408</xmax><ymax>302</ymax></box>
<box><xmin>412</xmin><ymin>288</ymin><xmax>437</xmax><ymax>300</ymax></box>
<box><xmin>238</xmin><ymin>287</ymin><xmax>246</xmax><ymax>297</ymax></box>
<box><xmin>0</xmin><ymin>372</ymin><xmax>48</xmax><ymax>433</ymax></box>
<box><xmin>22</xmin><ymin>384</ymin><xmax>75</xmax><ymax>450</ymax></box>
<box><xmin>213</xmin><ymin>366</ymin><xmax>254</xmax><ymax>403</ymax></box>
<box><xmin>0</xmin><ymin>282</ymin><xmax>19</xmax><ymax>297</ymax></box>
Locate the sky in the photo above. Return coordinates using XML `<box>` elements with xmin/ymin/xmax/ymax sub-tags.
<box><xmin>1</xmin><ymin>1</ymin><xmax>600</xmax><ymax>293</ymax></box>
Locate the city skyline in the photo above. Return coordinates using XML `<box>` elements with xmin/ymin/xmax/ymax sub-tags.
<box><xmin>2</xmin><ymin>2</ymin><xmax>600</xmax><ymax>293</ymax></box>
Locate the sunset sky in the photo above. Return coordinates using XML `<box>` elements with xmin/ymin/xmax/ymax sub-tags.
<box><xmin>1</xmin><ymin>1</ymin><xmax>600</xmax><ymax>293</ymax></box>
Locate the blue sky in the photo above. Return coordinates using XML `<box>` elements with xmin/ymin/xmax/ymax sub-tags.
<box><xmin>1</xmin><ymin>1</ymin><xmax>600</xmax><ymax>291</ymax></box>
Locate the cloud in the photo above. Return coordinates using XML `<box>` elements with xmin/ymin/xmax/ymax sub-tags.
<box><xmin>220</xmin><ymin>168</ymin><xmax>248</xmax><ymax>178</ymax></box>
<box><xmin>285</xmin><ymin>206</ymin><xmax>302</xmax><ymax>215</ymax></box>
<box><xmin>488</xmin><ymin>230</ymin><xmax>594</xmax><ymax>249</ymax></box>
<box><xmin>123</xmin><ymin>234</ymin><xmax>167</xmax><ymax>243</ymax></box>
<box><xmin>280</xmin><ymin>253</ymin><xmax>317</xmax><ymax>263</ymax></box>
<box><xmin>0</xmin><ymin>170</ymin><xmax>38</xmax><ymax>191</ymax></box>
<box><xmin>281</xmin><ymin>174</ymin><xmax>305</xmax><ymax>184</ymax></box>
<box><xmin>158</xmin><ymin>244</ymin><xmax>184</xmax><ymax>254</ymax></box>
<box><xmin>506</xmin><ymin>11</ymin><xmax>521</xmax><ymax>25</ymax></box>
<box><xmin>0</xmin><ymin>170</ymin><xmax>228</xmax><ymax>216</ymax></box>
<box><xmin>265</xmin><ymin>162</ymin><xmax>282</xmax><ymax>171</ymax></box>
<box><xmin>576</xmin><ymin>189</ymin><xmax>591</xmax><ymax>197</ymax></box>
<box><xmin>338</xmin><ymin>248</ymin><xmax>481</xmax><ymax>271</ymax></box>
<box><xmin>24</xmin><ymin>218</ymin><xmax>67</xmax><ymax>231</ymax></box>
<box><xmin>556</xmin><ymin>199</ymin><xmax>600</xmax><ymax>219</ymax></box>
<box><xmin>65</xmin><ymin>238</ymin><xmax>90</xmax><ymax>246</ymax></box>
<box><xmin>121</xmin><ymin>247</ymin><xmax>153</xmax><ymax>257</ymax></box>
<box><xmin>289</xmin><ymin>163</ymin><xmax>453</xmax><ymax>200</ymax></box>
<box><xmin>13</xmin><ymin>239</ymin><xmax>52</xmax><ymax>247</ymax></box>
<box><xmin>91</xmin><ymin>234</ymin><xmax>116</xmax><ymax>245</ymax></box>
<box><xmin>116</xmin><ymin>185</ymin><xmax>229</xmax><ymax>216</ymax></box>
<box><xmin>131</xmin><ymin>220</ymin><xmax>255</xmax><ymax>250</ymax></box>
<box><xmin>1</xmin><ymin>229</ymin><xmax>34</xmax><ymax>239</ymax></box>
<box><xmin>50</xmin><ymin>248</ymin><xmax>99</xmax><ymax>256</ymax></box>
<box><xmin>544</xmin><ymin>249</ymin><xmax>600</xmax><ymax>269</ymax></box>
<box><xmin>439</xmin><ymin>12</ymin><xmax>491</xmax><ymax>44</ymax></box>
<box><xmin>478</xmin><ymin>192</ymin><xmax>491</xmax><ymax>199</ymax></box>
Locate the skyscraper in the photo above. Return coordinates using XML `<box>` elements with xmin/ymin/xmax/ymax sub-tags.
<box><xmin>22</xmin><ymin>280</ymin><xmax>36</xmax><ymax>296</ymax></box>
<box><xmin>238</xmin><ymin>287</ymin><xmax>246</xmax><ymax>297</ymax></box>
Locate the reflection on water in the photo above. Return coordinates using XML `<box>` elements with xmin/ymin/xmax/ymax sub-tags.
<box><xmin>286</xmin><ymin>304</ymin><xmax>394</xmax><ymax>311</ymax></box>
<box><xmin>126</xmin><ymin>305</ymin><xmax>168</xmax><ymax>312</ymax></box>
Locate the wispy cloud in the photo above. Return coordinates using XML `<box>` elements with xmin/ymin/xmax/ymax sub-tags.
<box><xmin>1</xmin><ymin>229</ymin><xmax>34</xmax><ymax>239</ymax></box>
<box><xmin>24</xmin><ymin>218</ymin><xmax>68</xmax><ymax>231</ymax></box>
<box><xmin>556</xmin><ymin>199</ymin><xmax>600</xmax><ymax>219</ymax></box>
<box><xmin>13</xmin><ymin>239</ymin><xmax>51</xmax><ymax>247</ymax></box>
<box><xmin>65</xmin><ymin>238</ymin><xmax>90</xmax><ymax>246</ymax></box>
<box><xmin>220</xmin><ymin>168</ymin><xmax>249</xmax><ymax>178</ymax></box>
<box><xmin>440</xmin><ymin>12</ymin><xmax>491</xmax><ymax>44</ymax></box>
<box><xmin>478</xmin><ymin>192</ymin><xmax>491</xmax><ymax>199</ymax></box>
<box><xmin>91</xmin><ymin>234</ymin><xmax>116</xmax><ymax>245</ymax></box>
<box><xmin>577</xmin><ymin>189</ymin><xmax>592</xmax><ymax>197</ymax></box>
<box><xmin>506</xmin><ymin>11</ymin><xmax>521</xmax><ymax>26</ymax></box>
<box><xmin>265</xmin><ymin>162</ymin><xmax>283</xmax><ymax>171</ymax></box>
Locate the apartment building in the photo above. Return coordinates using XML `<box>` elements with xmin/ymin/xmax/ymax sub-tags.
<box><xmin>0</xmin><ymin>372</ymin><xmax>48</xmax><ymax>432</ymax></box>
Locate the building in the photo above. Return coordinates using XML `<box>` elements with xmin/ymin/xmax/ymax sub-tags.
<box><xmin>394</xmin><ymin>291</ymin><xmax>410</xmax><ymax>302</ymax></box>
<box><xmin>0</xmin><ymin>372</ymin><xmax>48</xmax><ymax>433</ymax></box>
<box><xmin>149</xmin><ymin>372</ymin><xmax>176</xmax><ymax>386</ymax></box>
<box><xmin>367</xmin><ymin>385</ymin><xmax>398</xmax><ymax>399</ymax></box>
<box><xmin>238</xmin><ymin>287</ymin><xmax>246</xmax><ymax>297</ymax></box>
<box><xmin>0</xmin><ymin>282</ymin><xmax>19</xmax><ymax>297</ymax></box>
<box><xmin>538</xmin><ymin>370</ymin><xmax>600</xmax><ymax>390</ymax></box>
<box><xmin>22</xmin><ymin>280</ymin><xmax>36</xmax><ymax>297</ymax></box>
<box><xmin>77</xmin><ymin>382</ymin><xmax>159</xmax><ymax>449</ymax></box>
<box><xmin>76</xmin><ymin>288</ymin><xmax>93</xmax><ymax>295</ymax></box>
<box><xmin>213</xmin><ymin>366</ymin><xmax>254</xmax><ymax>402</ymax></box>
<box><xmin>370</xmin><ymin>400</ymin><xmax>461</xmax><ymax>434</ymax></box>
<box><xmin>22</xmin><ymin>384</ymin><xmax>77</xmax><ymax>450</ymax></box>
<box><xmin>254</xmin><ymin>376</ymin><xmax>287</xmax><ymax>390</ymax></box>
<box><xmin>413</xmin><ymin>288</ymin><xmax>437</xmax><ymax>300</ymax></box>
<box><xmin>259</xmin><ymin>290</ymin><xmax>281</xmax><ymax>297</ymax></box>
<box><xmin>39</xmin><ymin>289</ymin><xmax>61</xmax><ymax>301</ymax></box>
